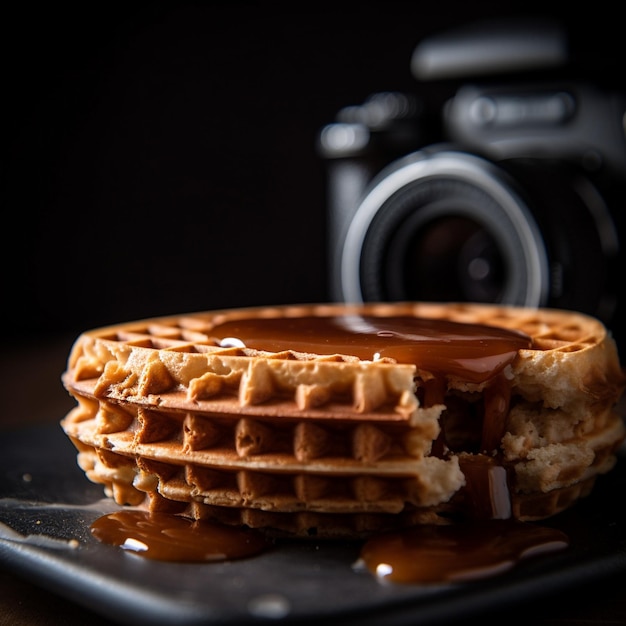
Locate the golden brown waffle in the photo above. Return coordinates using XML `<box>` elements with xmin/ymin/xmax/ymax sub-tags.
<box><xmin>61</xmin><ymin>302</ymin><xmax>626</xmax><ymax>537</ymax></box>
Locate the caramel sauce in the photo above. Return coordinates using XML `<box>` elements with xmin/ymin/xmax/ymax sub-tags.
<box><xmin>90</xmin><ymin>510</ymin><xmax>269</xmax><ymax>562</ymax></box>
<box><xmin>357</xmin><ymin>520</ymin><xmax>569</xmax><ymax>585</ymax></box>
<box><xmin>212</xmin><ymin>315</ymin><xmax>531</xmax><ymax>384</ymax></box>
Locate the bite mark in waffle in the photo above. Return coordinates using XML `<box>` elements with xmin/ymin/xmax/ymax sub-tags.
<box><xmin>61</xmin><ymin>302</ymin><xmax>626</xmax><ymax>537</ymax></box>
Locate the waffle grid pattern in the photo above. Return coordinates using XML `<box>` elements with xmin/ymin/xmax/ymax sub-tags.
<box><xmin>63</xmin><ymin>393</ymin><xmax>464</xmax><ymax>515</ymax></box>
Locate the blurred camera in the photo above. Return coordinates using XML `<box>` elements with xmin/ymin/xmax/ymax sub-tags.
<box><xmin>319</xmin><ymin>18</ymin><xmax>626</xmax><ymax>346</ymax></box>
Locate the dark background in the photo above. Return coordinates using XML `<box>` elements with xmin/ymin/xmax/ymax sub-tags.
<box><xmin>3</xmin><ymin>2</ymin><xmax>624</xmax><ymax>344</ymax></box>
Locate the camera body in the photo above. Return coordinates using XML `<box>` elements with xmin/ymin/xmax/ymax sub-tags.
<box><xmin>320</xmin><ymin>19</ymin><xmax>626</xmax><ymax>349</ymax></box>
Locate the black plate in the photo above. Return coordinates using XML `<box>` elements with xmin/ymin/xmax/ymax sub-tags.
<box><xmin>1</xmin><ymin>423</ymin><xmax>625</xmax><ymax>626</ymax></box>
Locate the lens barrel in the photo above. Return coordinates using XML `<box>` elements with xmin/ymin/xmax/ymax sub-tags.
<box><xmin>341</xmin><ymin>149</ymin><xmax>550</xmax><ymax>306</ymax></box>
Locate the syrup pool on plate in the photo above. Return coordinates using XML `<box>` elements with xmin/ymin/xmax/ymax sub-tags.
<box><xmin>90</xmin><ymin>510</ymin><xmax>569</xmax><ymax>585</ymax></box>
<box><xmin>90</xmin><ymin>510</ymin><xmax>269</xmax><ymax>562</ymax></box>
<box><xmin>356</xmin><ymin>519</ymin><xmax>569</xmax><ymax>584</ymax></box>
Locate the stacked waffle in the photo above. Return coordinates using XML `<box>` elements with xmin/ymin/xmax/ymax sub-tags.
<box><xmin>61</xmin><ymin>303</ymin><xmax>625</xmax><ymax>537</ymax></box>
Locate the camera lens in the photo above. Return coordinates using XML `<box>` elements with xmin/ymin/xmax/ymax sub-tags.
<box><xmin>397</xmin><ymin>215</ymin><xmax>505</xmax><ymax>302</ymax></box>
<box><xmin>341</xmin><ymin>149</ymin><xmax>551</xmax><ymax>307</ymax></box>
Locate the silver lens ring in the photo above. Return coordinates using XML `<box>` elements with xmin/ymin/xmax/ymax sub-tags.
<box><xmin>340</xmin><ymin>149</ymin><xmax>550</xmax><ymax>306</ymax></box>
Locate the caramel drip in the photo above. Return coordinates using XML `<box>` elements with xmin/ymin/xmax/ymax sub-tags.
<box><xmin>358</xmin><ymin>520</ymin><xmax>569</xmax><ymax>585</ymax></box>
<box><xmin>211</xmin><ymin>315</ymin><xmax>531</xmax><ymax>384</ymax></box>
<box><xmin>457</xmin><ymin>455</ymin><xmax>512</xmax><ymax>520</ymax></box>
<box><xmin>481</xmin><ymin>375</ymin><xmax>513</xmax><ymax>453</ymax></box>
